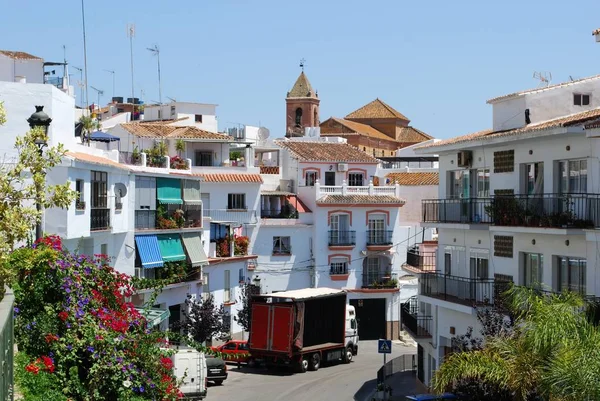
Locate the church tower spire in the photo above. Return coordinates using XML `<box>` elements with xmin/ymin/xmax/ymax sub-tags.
<box><xmin>285</xmin><ymin>61</ymin><xmax>320</xmax><ymax>137</ymax></box>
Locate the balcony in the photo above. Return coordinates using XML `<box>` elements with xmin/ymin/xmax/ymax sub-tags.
<box><xmin>204</xmin><ymin>209</ymin><xmax>257</xmax><ymax>224</ymax></box>
<box><xmin>90</xmin><ymin>208</ymin><xmax>110</xmax><ymax>231</ymax></box>
<box><xmin>316</xmin><ymin>180</ymin><xmax>401</xmax><ymax>198</ymax></box>
<box><xmin>401</xmin><ymin>297</ymin><xmax>432</xmax><ymax>339</ymax></box>
<box><xmin>135</xmin><ymin>208</ymin><xmax>203</xmax><ymax>231</ymax></box>
<box><xmin>420</xmin><ymin>273</ymin><xmax>504</xmax><ymax>307</ymax></box>
<box><xmin>422</xmin><ymin>194</ymin><xmax>600</xmax><ymax>229</ymax></box>
<box><xmin>362</xmin><ymin>272</ymin><xmax>398</xmax><ymax>289</ymax></box>
<box><xmin>328</xmin><ymin>230</ymin><xmax>356</xmax><ymax>246</ymax></box>
<box><xmin>366</xmin><ymin>230</ymin><xmax>393</xmax><ymax>246</ymax></box>
<box><xmin>405</xmin><ymin>248</ymin><xmax>437</xmax><ymax>273</ymax></box>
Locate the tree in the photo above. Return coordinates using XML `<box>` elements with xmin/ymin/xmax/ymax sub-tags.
<box><xmin>0</xmin><ymin>102</ymin><xmax>75</xmax><ymax>285</ymax></box>
<box><xmin>78</xmin><ymin>115</ymin><xmax>99</xmax><ymax>145</ymax></box>
<box><xmin>234</xmin><ymin>282</ymin><xmax>260</xmax><ymax>332</ymax></box>
<box><xmin>433</xmin><ymin>286</ymin><xmax>600</xmax><ymax>401</ymax></box>
<box><xmin>175</xmin><ymin>139</ymin><xmax>185</xmax><ymax>157</ymax></box>
<box><xmin>178</xmin><ymin>294</ymin><xmax>228</xmax><ymax>344</ymax></box>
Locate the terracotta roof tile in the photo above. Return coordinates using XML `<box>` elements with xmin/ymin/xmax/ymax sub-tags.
<box><xmin>317</xmin><ymin>194</ymin><xmax>405</xmax><ymax>205</ymax></box>
<box><xmin>593</xmin><ymin>28</ymin><xmax>600</xmax><ymax>35</ymax></box>
<box><xmin>487</xmin><ymin>75</ymin><xmax>600</xmax><ymax>103</ymax></box>
<box><xmin>385</xmin><ymin>172</ymin><xmax>439</xmax><ymax>186</ymax></box>
<box><xmin>418</xmin><ymin>108</ymin><xmax>600</xmax><ymax>151</ymax></box>
<box><xmin>585</xmin><ymin>118</ymin><xmax>600</xmax><ymax>129</ymax></box>
<box><xmin>398</xmin><ymin>126</ymin><xmax>433</xmax><ymax>142</ymax></box>
<box><xmin>321</xmin><ymin>118</ymin><xmax>396</xmax><ymax>142</ymax></box>
<box><xmin>194</xmin><ymin>173</ymin><xmax>263</xmax><ymax>183</ymax></box>
<box><xmin>275</xmin><ymin>140</ymin><xmax>378</xmax><ymax>163</ymax></box>
<box><xmin>287</xmin><ymin>72</ymin><xmax>317</xmax><ymax>99</ymax></box>
<box><xmin>0</xmin><ymin>50</ymin><xmax>42</xmax><ymax>60</ymax></box>
<box><xmin>120</xmin><ymin>122</ymin><xmax>231</xmax><ymax>141</ymax></box>
<box><xmin>345</xmin><ymin>98</ymin><xmax>409</xmax><ymax>121</ymax></box>
<box><xmin>66</xmin><ymin>152</ymin><xmax>129</xmax><ymax>170</ymax></box>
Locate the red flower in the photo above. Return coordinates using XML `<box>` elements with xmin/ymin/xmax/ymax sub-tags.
<box><xmin>25</xmin><ymin>363</ymin><xmax>40</xmax><ymax>374</ymax></box>
<box><xmin>45</xmin><ymin>333</ymin><xmax>59</xmax><ymax>343</ymax></box>
<box><xmin>41</xmin><ymin>356</ymin><xmax>55</xmax><ymax>373</ymax></box>
<box><xmin>58</xmin><ymin>311</ymin><xmax>69</xmax><ymax>321</ymax></box>
<box><xmin>160</xmin><ymin>357</ymin><xmax>174</xmax><ymax>370</ymax></box>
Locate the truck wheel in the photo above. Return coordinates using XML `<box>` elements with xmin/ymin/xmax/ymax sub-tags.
<box><xmin>343</xmin><ymin>346</ymin><xmax>353</xmax><ymax>363</ymax></box>
<box><xmin>308</xmin><ymin>353</ymin><xmax>321</xmax><ymax>371</ymax></box>
<box><xmin>298</xmin><ymin>358</ymin><xmax>309</xmax><ymax>373</ymax></box>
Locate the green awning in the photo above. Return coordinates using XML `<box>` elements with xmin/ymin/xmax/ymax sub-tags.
<box><xmin>136</xmin><ymin>307</ymin><xmax>170</xmax><ymax>327</ymax></box>
<box><xmin>181</xmin><ymin>232</ymin><xmax>209</xmax><ymax>267</ymax></box>
<box><xmin>157</xmin><ymin>234</ymin><xmax>187</xmax><ymax>262</ymax></box>
<box><xmin>157</xmin><ymin>177</ymin><xmax>183</xmax><ymax>205</ymax></box>
<box><xmin>183</xmin><ymin>180</ymin><xmax>202</xmax><ymax>205</ymax></box>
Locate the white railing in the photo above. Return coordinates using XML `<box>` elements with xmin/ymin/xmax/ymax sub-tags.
<box><xmin>315</xmin><ymin>180</ymin><xmax>401</xmax><ymax>198</ymax></box>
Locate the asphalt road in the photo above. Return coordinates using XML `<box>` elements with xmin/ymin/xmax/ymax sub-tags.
<box><xmin>206</xmin><ymin>340</ymin><xmax>416</xmax><ymax>401</ymax></box>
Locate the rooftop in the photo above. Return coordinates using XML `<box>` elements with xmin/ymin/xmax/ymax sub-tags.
<box><xmin>0</xmin><ymin>50</ymin><xmax>42</xmax><ymax>60</ymax></box>
<box><xmin>417</xmin><ymin>108</ymin><xmax>600</xmax><ymax>151</ymax></box>
<box><xmin>385</xmin><ymin>172</ymin><xmax>439</xmax><ymax>186</ymax></box>
<box><xmin>66</xmin><ymin>152</ymin><xmax>129</xmax><ymax>171</ymax></box>
<box><xmin>194</xmin><ymin>173</ymin><xmax>263</xmax><ymax>183</ymax></box>
<box><xmin>486</xmin><ymin>74</ymin><xmax>600</xmax><ymax>104</ymax></box>
<box><xmin>317</xmin><ymin>194</ymin><xmax>405</xmax><ymax>205</ymax></box>
<box><xmin>287</xmin><ymin>72</ymin><xmax>317</xmax><ymax>99</ymax></box>
<box><xmin>275</xmin><ymin>140</ymin><xmax>378</xmax><ymax>163</ymax></box>
<box><xmin>345</xmin><ymin>98</ymin><xmax>409</xmax><ymax>121</ymax></box>
<box><xmin>120</xmin><ymin>122</ymin><xmax>231</xmax><ymax>141</ymax></box>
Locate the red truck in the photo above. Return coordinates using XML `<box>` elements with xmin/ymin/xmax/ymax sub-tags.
<box><xmin>248</xmin><ymin>288</ymin><xmax>359</xmax><ymax>373</ymax></box>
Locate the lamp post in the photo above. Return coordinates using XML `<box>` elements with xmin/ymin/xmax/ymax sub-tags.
<box><xmin>27</xmin><ymin>106</ymin><xmax>52</xmax><ymax>241</ymax></box>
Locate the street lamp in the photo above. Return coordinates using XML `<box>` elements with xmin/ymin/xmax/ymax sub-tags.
<box><xmin>27</xmin><ymin>106</ymin><xmax>52</xmax><ymax>241</ymax></box>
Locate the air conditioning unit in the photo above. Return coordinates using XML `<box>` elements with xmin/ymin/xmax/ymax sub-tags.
<box><xmin>279</xmin><ymin>179</ymin><xmax>295</xmax><ymax>192</ymax></box>
<box><xmin>457</xmin><ymin>151</ymin><xmax>472</xmax><ymax>167</ymax></box>
<box><xmin>337</xmin><ymin>163</ymin><xmax>349</xmax><ymax>172</ymax></box>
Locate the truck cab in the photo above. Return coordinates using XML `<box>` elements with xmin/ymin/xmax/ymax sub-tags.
<box><xmin>345</xmin><ymin>305</ymin><xmax>359</xmax><ymax>359</ymax></box>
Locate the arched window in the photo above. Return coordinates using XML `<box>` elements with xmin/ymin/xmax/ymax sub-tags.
<box><xmin>295</xmin><ymin>108</ymin><xmax>303</xmax><ymax>127</ymax></box>
<box><xmin>313</xmin><ymin>108</ymin><xmax>318</xmax><ymax>125</ymax></box>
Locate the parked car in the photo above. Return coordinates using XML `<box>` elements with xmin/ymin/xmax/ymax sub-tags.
<box><xmin>206</xmin><ymin>355</ymin><xmax>228</xmax><ymax>385</ymax></box>
<box><xmin>212</xmin><ymin>340</ymin><xmax>252</xmax><ymax>365</ymax></box>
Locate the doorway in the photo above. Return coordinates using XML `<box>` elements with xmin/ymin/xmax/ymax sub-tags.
<box><xmin>350</xmin><ymin>298</ymin><xmax>386</xmax><ymax>340</ymax></box>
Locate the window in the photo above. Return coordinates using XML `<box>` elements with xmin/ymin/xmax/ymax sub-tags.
<box><xmin>170</xmin><ymin>105</ymin><xmax>176</xmax><ymax>116</ymax></box>
<box><xmin>195</xmin><ymin>114</ymin><xmax>203</xmax><ymax>123</ymax></box>
<box><xmin>210</xmin><ymin>223</ymin><xmax>227</xmax><ymax>242</ymax></box>
<box><xmin>366</xmin><ymin>257</ymin><xmax>381</xmax><ymax>283</ymax></box>
<box><xmin>330</xmin><ymin>257</ymin><xmax>348</xmax><ymax>275</ymax></box>
<box><xmin>558</xmin><ymin>159</ymin><xmax>587</xmax><ymax>194</ymax></box>
<box><xmin>223</xmin><ymin>342</ymin><xmax>237</xmax><ymax>350</ymax></box>
<box><xmin>75</xmin><ymin>179</ymin><xmax>84</xmax><ymax>201</ymax></box>
<box><xmin>202</xmin><ymin>272</ymin><xmax>210</xmax><ymax>300</ymax></box>
<box><xmin>273</xmin><ymin>236</ymin><xmax>291</xmax><ymax>255</ymax></box>
<box><xmin>448</xmin><ymin>170</ymin><xmax>469</xmax><ymax>198</ymax></box>
<box><xmin>295</xmin><ymin>108</ymin><xmax>302</xmax><ymax>127</ymax></box>
<box><xmin>239</xmin><ymin>342</ymin><xmax>249</xmax><ymax>351</ymax></box>
<box><xmin>239</xmin><ymin>268</ymin><xmax>245</xmax><ymax>283</ymax></box>
<box><xmin>523</xmin><ymin>253</ymin><xmax>543</xmax><ymax>287</ymax></box>
<box><xmin>158</xmin><ymin>110</ymin><xmax>162</xmax><ymax>119</ymax></box>
<box><xmin>363</xmin><ymin>147</ymin><xmax>366</xmax><ymax>151</ymax></box>
<box><xmin>100</xmin><ymin>243</ymin><xmax>108</xmax><ymax>257</ymax></box>
<box><xmin>325</xmin><ymin>171</ymin><xmax>335</xmax><ymax>186</ymax></box>
<box><xmin>574</xmin><ymin>93</ymin><xmax>591</xmax><ymax>106</ymax></box>
<box><xmin>195</xmin><ymin>151</ymin><xmax>213</xmax><ymax>167</ymax></box>
<box><xmin>444</xmin><ymin>252</ymin><xmax>452</xmax><ymax>275</ymax></box>
<box><xmin>348</xmin><ymin>172</ymin><xmax>364</xmax><ymax>186</ymax></box>
<box><xmin>227</xmin><ymin>194</ymin><xmax>246</xmax><ymax>209</ymax></box>
<box><xmin>470</xmin><ymin>255</ymin><xmax>489</xmax><ymax>279</ymax></box>
<box><xmin>91</xmin><ymin>171</ymin><xmax>108</xmax><ymax>208</ymax></box>
<box><xmin>476</xmin><ymin>168</ymin><xmax>490</xmax><ymax>198</ymax></box>
<box><xmin>523</xmin><ymin>162</ymin><xmax>544</xmax><ymax>195</ymax></box>
<box><xmin>305</xmin><ymin>171</ymin><xmax>318</xmax><ymax>186</ymax></box>
<box><xmin>224</xmin><ymin>270</ymin><xmax>231</xmax><ymax>303</ymax></box>
<box><xmin>556</xmin><ymin>256</ymin><xmax>586</xmax><ymax>294</ymax></box>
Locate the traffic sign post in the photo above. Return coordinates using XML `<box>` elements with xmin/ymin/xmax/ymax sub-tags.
<box><xmin>378</xmin><ymin>340</ymin><xmax>392</xmax><ymax>400</ymax></box>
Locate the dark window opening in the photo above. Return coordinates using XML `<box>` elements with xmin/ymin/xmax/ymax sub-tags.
<box><xmin>195</xmin><ymin>114</ymin><xmax>203</xmax><ymax>123</ymax></box>
<box><xmin>295</xmin><ymin>108</ymin><xmax>302</xmax><ymax>127</ymax></box>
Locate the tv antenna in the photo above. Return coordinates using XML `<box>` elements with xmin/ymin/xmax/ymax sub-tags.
<box><xmin>104</xmin><ymin>69</ymin><xmax>116</xmax><ymax>99</ymax></box>
<box><xmin>299</xmin><ymin>58</ymin><xmax>306</xmax><ymax>72</ymax></box>
<box><xmin>147</xmin><ymin>45</ymin><xmax>163</xmax><ymax>116</ymax></box>
<box><xmin>72</xmin><ymin>66</ymin><xmax>84</xmax><ymax>108</ymax></box>
<box><xmin>533</xmin><ymin>71</ymin><xmax>552</xmax><ymax>87</ymax></box>
<box><xmin>167</xmin><ymin>96</ymin><xmax>177</xmax><ymax>103</ymax></box>
<box><xmin>127</xmin><ymin>23</ymin><xmax>136</xmax><ymax>103</ymax></box>
<box><xmin>90</xmin><ymin>86</ymin><xmax>104</xmax><ymax>112</ymax></box>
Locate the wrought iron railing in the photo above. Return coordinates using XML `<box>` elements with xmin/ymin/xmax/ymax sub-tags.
<box><xmin>401</xmin><ymin>297</ymin><xmax>432</xmax><ymax>338</ymax></box>
<box><xmin>420</xmin><ymin>273</ymin><xmax>499</xmax><ymax>306</ymax></box>
<box><xmin>405</xmin><ymin>249</ymin><xmax>437</xmax><ymax>272</ymax></box>
<box><xmin>376</xmin><ymin>353</ymin><xmax>416</xmax><ymax>385</ymax></box>
<box><xmin>90</xmin><ymin>208</ymin><xmax>110</xmax><ymax>231</ymax></box>
<box><xmin>366</xmin><ymin>230</ymin><xmax>393</xmax><ymax>245</ymax></box>
<box><xmin>422</xmin><ymin>193</ymin><xmax>600</xmax><ymax>228</ymax></box>
<box><xmin>362</xmin><ymin>272</ymin><xmax>397</xmax><ymax>289</ymax></box>
<box><xmin>328</xmin><ymin>230</ymin><xmax>356</xmax><ymax>246</ymax></box>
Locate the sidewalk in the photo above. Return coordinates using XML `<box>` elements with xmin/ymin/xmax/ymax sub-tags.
<box><xmin>376</xmin><ymin>371</ymin><xmax>419</xmax><ymax>401</ymax></box>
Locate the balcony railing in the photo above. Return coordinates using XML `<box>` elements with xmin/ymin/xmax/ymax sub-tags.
<box><xmin>405</xmin><ymin>249</ymin><xmax>437</xmax><ymax>272</ymax></box>
<box><xmin>366</xmin><ymin>230</ymin><xmax>393</xmax><ymax>246</ymax></box>
<box><xmin>328</xmin><ymin>230</ymin><xmax>356</xmax><ymax>246</ymax></box>
<box><xmin>203</xmin><ymin>209</ymin><xmax>257</xmax><ymax>224</ymax></box>
<box><xmin>135</xmin><ymin>208</ymin><xmax>203</xmax><ymax>230</ymax></box>
<box><xmin>119</xmin><ymin>151</ymin><xmax>142</xmax><ymax>166</ymax></box>
<box><xmin>261</xmin><ymin>208</ymin><xmax>298</xmax><ymax>219</ymax></box>
<box><xmin>422</xmin><ymin>194</ymin><xmax>600</xmax><ymax>228</ymax></box>
<box><xmin>401</xmin><ymin>297</ymin><xmax>432</xmax><ymax>338</ymax></box>
<box><xmin>362</xmin><ymin>272</ymin><xmax>398</xmax><ymax>289</ymax></box>
<box><xmin>90</xmin><ymin>208</ymin><xmax>110</xmax><ymax>231</ymax></box>
<box><xmin>316</xmin><ymin>180</ymin><xmax>401</xmax><ymax>198</ymax></box>
<box><xmin>420</xmin><ymin>273</ymin><xmax>501</xmax><ymax>306</ymax></box>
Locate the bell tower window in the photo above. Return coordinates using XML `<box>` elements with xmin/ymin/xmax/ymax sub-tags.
<box><xmin>295</xmin><ymin>108</ymin><xmax>303</xmax><ymax>127</ymax></box>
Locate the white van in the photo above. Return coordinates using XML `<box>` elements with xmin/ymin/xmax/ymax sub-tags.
<box><xmin>171</xmin><ymin>348</ymin><xmax>208</xmax><ymax>400</ymax></box>
<box><xmin>345</xmin><ymin>305</ymin><xmax>359</xmax><ymax>360</ymax></box>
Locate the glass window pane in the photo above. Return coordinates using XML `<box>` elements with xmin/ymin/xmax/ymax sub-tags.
<box><xmin>580</xmin><ymin>160</ymin><xmax>587</xmax><ymax>193</ymax></box>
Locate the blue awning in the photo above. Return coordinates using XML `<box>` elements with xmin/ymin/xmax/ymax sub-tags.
<box><xmin>90</xmin><ymin>131</ymin><xmax>121</xmax><ymax>142</ymax></box>
<box><xmin>134</xmin><ymin>235</ymin><xmax>164</xmax><ymax>269</ymax></box>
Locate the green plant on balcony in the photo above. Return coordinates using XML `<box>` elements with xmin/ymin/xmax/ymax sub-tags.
<box><xmin>156</xmin><ymin>205</ymin><xmax>185</xmax><ymax>229</ymax></box>
<box><xmin>369</xmin><ymin>278</ymin><xmax>398</xmax><ymax>288</ymax></box>
<box><xmin>279</xmin><ymin>203</ymin><xmax>299</xmax><ymax>219</ymax></box>
<box><xmin>143</xmin><ymin>141</ymin><xmax>167</xmax><ymax>167</ymax></box>
<box><xmin>133</xmin><ymin>261</ymin><xmax>197</xmax><ymax>289</ymax></box>
<box><xmin>132</xmin><ymin>145</ymin><xmax>141</xmax><ymax>164</ymax></box>
<box><xmin>169</xmin><ymin>155</ymin><xmax>188</xmax><ymax>170</ymax></box>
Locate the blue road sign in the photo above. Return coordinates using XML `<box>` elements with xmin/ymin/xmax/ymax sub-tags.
<box><xmin>378</xmin><ymin>339</ymin><xmax>392</xmax><ymax>354</ymax></box>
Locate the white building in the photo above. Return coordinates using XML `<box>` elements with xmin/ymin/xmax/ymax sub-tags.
<box><xmin>142</xmin><ymin>102</ymin><xmax>218</xmax><ymax>133</ymax></box>
<box><xmin>409</xmin><ymin>74</ymin><xmax>600</xmax><ymax>388</ymax></box>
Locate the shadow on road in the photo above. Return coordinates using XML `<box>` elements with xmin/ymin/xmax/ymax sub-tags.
<box><xmin>354</xmin><ymin>377</ymin><xmax>377</xmax><ymax>401</ymax></box>
<box><xmin>226</xmin><ymin>364</ymin><xmax>295</xmax><ymax>376</ymax></box>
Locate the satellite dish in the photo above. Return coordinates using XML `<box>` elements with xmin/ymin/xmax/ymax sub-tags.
<box><xmin>114</xmin><ymin>183</ymin><xmax>128</xmax><ymax>198</ymax></box>
<box><xmin>257</xmin><ymin>127</ymin><xmax>270</xmax><ymax>140</ymax></box>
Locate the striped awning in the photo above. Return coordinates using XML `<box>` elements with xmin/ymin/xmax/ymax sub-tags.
<box><xmin>157</xmin><ymin>234</ymin><xmax>187</xmax><ymax>262</ymax></box>
<box><xmin>157</xmin><ymin>177</ymin><xmax>183</xmax><ymax>205</ymax></box>
<box><xmin>181</xmin><ymin>232</ymin><xmax>209</xmax><ymax>267</ymax></box>
<box><xmin>183</xmin><ymin>180</ymin><xmax>202</xmax><ymax>206</ymax></box>
<box><xmin>134</xmin><ymin>235</ymin><xmax>164</xmax><ymax>269</ymax></box>
<box><xmin>136</xmin><ymin>307</ymin><xmax>170</xmax><ymax>327</ymax></box>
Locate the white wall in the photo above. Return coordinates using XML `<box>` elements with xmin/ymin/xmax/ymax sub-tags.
<box><xmin>0</xmin><ymin>55</ymin><xmax>44</xmax><ymax>84</ymax></box>
<box><xmin>399</xmin><ymin>185</ymin><xmax>438</xmax><ymax>224</ymax></box>
<box><xmin>143</xmin><ymin>102</ymin><xmax>218</xmax><ymax>133</ymax></box>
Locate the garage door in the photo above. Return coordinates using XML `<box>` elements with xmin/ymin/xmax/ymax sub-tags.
<box><xmin>350</xmin><ymin>298</ymin><xmax>386</xmax><ymax>340</ymax></box>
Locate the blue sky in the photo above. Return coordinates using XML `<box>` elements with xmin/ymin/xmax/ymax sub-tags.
<box><xmin>2</xmin><ymin>0</ymin><xmax>600</xmax><ymax>139</ymax></box>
